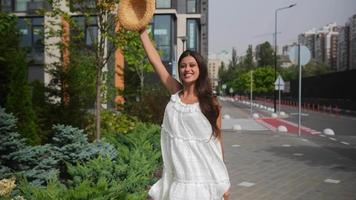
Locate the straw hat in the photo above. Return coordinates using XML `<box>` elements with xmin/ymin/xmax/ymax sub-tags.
<box><xmin>118</xmin><ymin>0</ymin><xmax>156</xmax><ymax>31</ymax></box>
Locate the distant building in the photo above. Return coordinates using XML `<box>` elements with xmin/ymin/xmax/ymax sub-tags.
<box><xmin>337</xmin><ymin>14</ymin><xmax>356</xmax><ymax>71</ymax></box>
<box><xmin>207</xmin><ymin>58</ymin><xmax>222</xmax><ymax>92</ymax></box>
<box><xmin>349</xmin><ymin>14</ymin><xmax>356</xmax><ymax>70</ymax></box>
<box><xmin>208</xmin><ymin>50</ymin><xmax>231</xmax><ymax>66</ymax></box>
<box><xmin>298</xmin><ymin>23</ymin><xmax>339</xmax><ymax>70</ymax></box>
<box><xmin>298</xmin><ymin>29</ymin><xmax>316</xmax><ymax>58</ymax></box>
<box><xmin>337</xmin><ymin>25</ymin><xmax>350</xmax><ymax>71</ymax></box>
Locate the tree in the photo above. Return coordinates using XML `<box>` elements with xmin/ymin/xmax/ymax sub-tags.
<box><xmin>232</xmin><ymin>67</ymin><xmax>274</xmax><ymax>94</ymax></box>
<box><xmin>229</xmin><ymin>47</ymin><xmax>238</xmax><ymax>69</ymax></box>
<box><xmin>279</xmin><ymin>65</ymin><xmax>298</xmax><ymax>81</ymax></box>
<box><xmin>243</xmin><ymin>45</ymin><xmax>255</xmax><ymax>70</ymax></box>
<box><xmin>0</xmin><ymin>13</ymin><xmax>41</xmax><ymax>144</ymax></box>
<box><xmin>257</xmin><ymin>41</ymin><xmax>274</xmax><ymax>67</ymax></box>
<box><xmin>5</xmin><ymin>52</ymin><xmax>41</xmax><ymax>145</ymax></box>
<box><xmin>46</xmin><ymin>0</ymin><xmax>131</xmax><ymax>140</ymax></box>
<box><xmin>119</xmin><ymin>30</ymin><xmax>153</xmax><ymax>93</ymax></box>
<box><xmin>302</xmin><ymin>59</ymin><xmax>331</xmax><ymax>77</ymax></box>
<box><xmin>0</xmin><ymin>13</ymin><xmax>20</xmax><ymax>106</ymax></box>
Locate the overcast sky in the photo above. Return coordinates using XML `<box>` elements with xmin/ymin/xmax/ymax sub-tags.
<box><xmin>208</xmin><ymin>0</ymin><xmax>356</xmax><ymax>56</ymax></box>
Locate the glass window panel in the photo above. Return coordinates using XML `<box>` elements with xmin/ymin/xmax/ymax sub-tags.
<box><xmin>187</xmin><ymin>19</ymin><xmax>197</xmax><ymax>51</ymax></box>
<box><xmin>153</xmin><ymin>15</ymin><xmax>171</xmax><ymax>61</ymax></box>
<box><xmin>33</xmin><ymin>26</ymin><xmax>44</xmax><ymax>52</ymax></box>
<box><xmin>156</xmin><ymin>0</ymin><xmax>171</xmax><ymax>8</ymax></box>
<box><xmin>32</xmin><ymin>17</ymin><xmax>44</xmax><ymax>25</ymax></box>
<box><xmin>17</xmin><ymin>18</ymin><xmax>31</xmax><ymax>47</ymax></box>
<box><xmin>1</xmin><ymin>0</ymin><xmax>12</xmax><ymax>12</ymax></box>
<box><xmin>15</xmin><ymin>0</ymin><xmax>31</xmax><ymax>11</ymax></box>
<box><xmin>86</xmin><ymin>26</ymin><xmax>98</xmax><ymax>45</ymax></box>
<box><xmin>187</xmin><ymin>0</ymin><xmax>196</xmax><ymax>13</ymax></box>
<box><xmin>72</xmin><ymin>16</ymin><xmax>85</xmax><ymax>30</ymax></box>
<box><xmin>87</xmin><ymin>16</ymin><xmax>97</xmax><ymax>25</ymax></box>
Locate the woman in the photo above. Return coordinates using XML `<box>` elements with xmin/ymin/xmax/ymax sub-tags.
<box><xmin>140</xmin><ymin>29</ymin><xmax>230</xmax><ymax>200</ymax></box>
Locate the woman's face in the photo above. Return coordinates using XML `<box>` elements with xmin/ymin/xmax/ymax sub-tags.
<box><xmin>179</xmin><ymin>55</ymin><xmax>200</xmax><ymax>85</ymax></box>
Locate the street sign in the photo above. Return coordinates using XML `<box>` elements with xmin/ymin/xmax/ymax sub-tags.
<box><xmin>288</xmin><ymin>45</ymin><xmax>311</xmax><ymax>66</ymax></box>
<box><xmin>274</xmin><ymin>75</ymin><xmax>285</xmax><ymax>91</ymax></box>
<box><xmin>222</xmin><ymin>84</ymin><xmax>227</xmax><ymax>89</ymax></box>
<box><xmin>229</xmin><ymin>88</ymin><xmax>234</xmax><ymax>94</ymax></box>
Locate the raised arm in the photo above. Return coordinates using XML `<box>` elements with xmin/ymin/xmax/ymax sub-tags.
<box><xmin>140</xmin><ymin>30</ymin><xmax>182</xmax><ymax>94</ymax></box>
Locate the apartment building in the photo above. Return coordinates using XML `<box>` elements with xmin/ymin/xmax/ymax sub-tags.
<box><xmin>298</xmin><ymin>23</ymin><xmax>339</xmax><ymax>70</ymax></box>
<box><xmin>349</xmin><ymin>14</ymin><xmax>356</xmax><ymax>70</ymax></box>
<box><xmin>153</xmin><ymin>0</ymin><xmax>209</xmax><ymax>79</ymax></box>
<box><xmin>207</xmin><ymin>58</ymin><xmax>221</xmax><ymax>92</ymax></box>
<box><xmin>1</xmin><ymin>0</ymin><xmax>208</xmax><ymax>94</ymax></box>
<box><xmin>298</xmin><ymin>29</ymin><xmax>316</xmax><ymax>58</ymax></box>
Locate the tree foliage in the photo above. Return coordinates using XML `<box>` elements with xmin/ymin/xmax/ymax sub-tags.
<box><xmin>243</xmin><ymin>45</ymin><xmax>255</xmax><ymax>70</ymax></box>
<box><xmin>0</xmin><ymin>13</ymin><xmax>20</xmax><ymax>106</ymax></box>
<box><xmin>257</xmin><ymin>41</ymin><xmax>274</xmax><ymax>67</ymax></box>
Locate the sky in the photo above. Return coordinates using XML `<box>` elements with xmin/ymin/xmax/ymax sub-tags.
<box><xmin>208</xmin><ymin>0</ymin><xmax>356</xmax><ymax>56</ymax></box>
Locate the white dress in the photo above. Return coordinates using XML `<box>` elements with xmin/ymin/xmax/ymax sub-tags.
<box><xmin>149</xmin><ymin>91</ymin><xmax>230</xmax><ymax>200</ymax></box>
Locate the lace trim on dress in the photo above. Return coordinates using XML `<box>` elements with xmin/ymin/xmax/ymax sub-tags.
<box><xmin>170</xmin><ymin>93</ymin><xmax>200</xmax><ymax>113</ymax></box>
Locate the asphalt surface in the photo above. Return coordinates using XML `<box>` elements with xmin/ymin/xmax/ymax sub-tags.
<box><xmin>220</xmin><ymin>98</ymin><xmax>356</xmax><ymax>200</ymax></box>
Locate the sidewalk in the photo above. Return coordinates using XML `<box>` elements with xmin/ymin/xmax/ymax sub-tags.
<box><xmin>221</xmin><ymin>102</ymin><xmax>356</xmax><ymax>200</ymax></box>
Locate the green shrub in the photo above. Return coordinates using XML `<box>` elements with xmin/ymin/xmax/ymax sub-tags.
<box><xmin>0</xmin><ymin>107</ymin><xmax>28</xmax><ymax>178</ymax></box>
<box><xmin>13</xmin><ymin>122</ymin><xmax>162</xmax><ymax>199</ymax></box>
<box><xmin>86</xmin><ymin>110</ymin><xmax>138</xmax><ymax>141</ymax></box>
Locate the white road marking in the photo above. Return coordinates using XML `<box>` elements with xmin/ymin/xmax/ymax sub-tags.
<box><xmin>238</xmin><ymin>181</ymin><xmax>255</xmax><ymax>187</ymax></box>
<box><xmin>324</xmin><ymin>179</ymin><xmax>340</xmax><ymax>184</ymax></box>
<box><xmin>282</xmin><ymin>144</ymin><xmax>292</xmax><ymax>147</ymax></box>
<box><xmin>340</xmin><ymin>141</ymin><xmax>350</xmax><ymax>145</ymax></box>
<box><xmin>329</xmin><ymin>137</ymin><xmax>337</xmax><ymax>141</ymax></box>
<box><xmin>293</xmin><ymin>153</ymin><xmax>304</xmax><ymax>156</ymax></box>
<box><xmin>232</xmin><ymin>144</ymin><xmax>240</xmax><ymax>147</ymax></box>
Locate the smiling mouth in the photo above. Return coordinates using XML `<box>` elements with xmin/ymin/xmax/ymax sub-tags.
<box><xmin>184</xmin><ymin>73</ymin><xmax>193</xmax><ymax>78</ymax></box>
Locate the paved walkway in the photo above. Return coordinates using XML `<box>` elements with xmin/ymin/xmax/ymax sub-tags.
<box><xmin>221</xmin><ymin>100</ymin><xmax>356</xmax><ymax>200</ymax></box>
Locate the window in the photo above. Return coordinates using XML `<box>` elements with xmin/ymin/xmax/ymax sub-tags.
<box><xmin>1</xmin><ymin>0</ymin><xmax>49</xmax><ymax>12</ymax></box>
<box><xmin>71</xmin><ymin>16</ymin><xmax>98</xmax><ymax>48</ymax></box>
<box><xmin>153</xmin><ymin>15</ymin><xmax>172</xmax><ymax>61</ymax></box>
<box><xmin>186</xmin><ymin>0</ymin><xmax>197</xmax><ymax>13</ymax></box>
<box><xmin>70</xmin><ymin>0</ymin><xmax>96</xmax><ymax>12</ymax></box>
<box><xmin>1</xmin><ymin>0</ymin><xmax>12</xmax><ymax>11</ymax></box>
<box><xmin>17</xmin><ymin>17</ymin><xmax>44</xmax><ymax>63</ymax></box>
<box><xmin>16</xmin><ymin>0</ymin><xmax>30</xmax><ymax>11</ymax></box>
<box><xmin>186</xmin><ymin>19</ymin><xmax>199</xmax><ymax>51</ymax></box>
<box><xmin>156</xmin><ymin>0</ymin><xmax>171</xmax><ymax>8</ymax></box>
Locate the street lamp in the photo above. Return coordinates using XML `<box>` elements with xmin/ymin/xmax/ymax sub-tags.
<box><xmin>274</xmin><ymin>3</ymin><xmax>296</xmax><ymax>113</ymax></box>
<box><xmin>178</xmin><ymin>36</ymin><xmax>187</xmax><ymax>51</ymax></box>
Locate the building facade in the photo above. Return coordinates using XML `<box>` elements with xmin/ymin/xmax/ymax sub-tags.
<box><xmin>298</xmin><ymin>23</ymin><xmax>339</xmax><ymax>70</ymax></box>
<box><xmin>153</xmin><ymin>0</ymin><xmax>208</xmax><ymax>79</ymax></box>
<box><xmin>207</xmin><ymin>58</ymin><xmax>221</xmax><ymax>93</ymax></box>
<box><xmin>337</xmin><ymin>25</ymin><xmax>350</xmax><ymax>71</ymax></box>
<box><xmin>1</xmin><ymin>0</ymin><xmax>208</xmax><ymax>88</ymax></box>
<box><xmin>298</xmin><ymin>30</ymin><xmax>316</xmax><ymax>58</ymax></box>
<box><xmin>349</xmin><ymin>14</ymin><xmax>356</xmax><ymax>70</ymax></box>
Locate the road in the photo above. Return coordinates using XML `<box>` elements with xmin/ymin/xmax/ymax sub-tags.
<box><xmin>220</xmin><ymin>98</ymin><xmax>356</xmax><ymax>200</ymax></box>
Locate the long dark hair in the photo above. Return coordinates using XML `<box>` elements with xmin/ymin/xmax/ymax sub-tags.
<box><xmin>178</xmin><ymin>50</ymin><xmax>221</xmax><ymax>139</ymax></box>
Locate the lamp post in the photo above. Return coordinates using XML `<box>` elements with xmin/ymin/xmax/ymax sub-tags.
<box><xmin>274</xmin><ymin>3</ymin><xmax>296</xmax><ymax>113</ymax></box>
<box><xmin>178</xmin><ymin>36</ymin><xmax>187</xmax><ymax>51</ymax></box>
